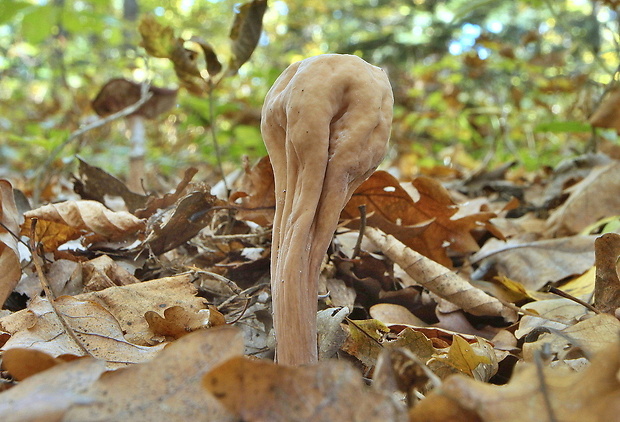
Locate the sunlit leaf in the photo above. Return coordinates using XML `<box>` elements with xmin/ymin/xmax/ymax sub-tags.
<box><xmin>138</xmin><ymin>14</ymin><xmax>176</xmax><ymax>58</ymax></box>
<box><xmin>228</xmin><ymin>0</ymin><xmax>268</xmax><ymax>74</ymax></box>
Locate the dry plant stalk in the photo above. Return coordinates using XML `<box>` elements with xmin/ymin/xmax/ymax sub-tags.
<box><xmin>262</xmin><ymin>54</ymin><xmax>393</xmax><ymax>365</ymax></box>
<box><xmin>365</xmin><ymin>226</ymin><xmax>516</xmax><ymax>321</ymax></box>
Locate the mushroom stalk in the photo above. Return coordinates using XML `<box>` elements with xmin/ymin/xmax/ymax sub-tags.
<box><xmin>127</xmin><ymin>114</ymin><xmax>146</xmax><ymax>192</ymax></box>
<box><xmin>261</xmin><ymin>54</ymin><xmax>393</xmax><ymax>365</ymax></box>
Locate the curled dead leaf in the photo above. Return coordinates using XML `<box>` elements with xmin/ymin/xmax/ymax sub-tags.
<box><xmin>22</xmin><ymin>200</ymin><xmax>144</xmax><ymax>250</ymax></box>
<box><xmin>0</xmin><ymin>180</ymin><xmax>21</xmax><ymax>308</ymax></box>
<box><xmin>365</xmin><ymin>227</ymin><xmax>516</xmax><ymax>321</ymax></box>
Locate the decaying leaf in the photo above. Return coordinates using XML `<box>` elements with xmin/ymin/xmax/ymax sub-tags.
<box><xmin>546</xmin><ymin>161</ymin><xmax>620</xmax><ymax>236</ymax></box>
<box><xmin>228</xmin><ymin>0</ymin><xmax>268</xmax><ymax>74</ymax></box>
<box><xmin>344</xmin><ymin>171</ymin><xmax>497</xmax><ymax>267</ymax></box>
<box><xmin>21</xmin><ymin>200</ymin><xmax>145</xmax><ymax>250</ymax></box>
<box><xmin>594</xmin><ymin>232</ymin><xmax>620</xmax><ymax>313</ymax></box>
<box><xmin>0</xmin><ymin>274</ymin><xmax>206</xmax><ymax>347</ymax></box>
<box><xmin>1</xmin><ymin>348</ymin><xmax>78</xmax><ymax>381</ymax></box>
<box><xmin>589</xmin><ymin>88</ymin><xmax>620</xmax><ymax>134</ymax></box>
<box><xmin>470</xmin><ymin>235</ymin><xmax>596</xmax><ymax>290</ymax></box>
<box><xmin>0</xmin><ymin>327</ymin><xmax>244</xmax><ymax>422</ymax></box>
<box><xmin>230</xmin><ymin>155</ymin><xmax>275</xmax><ymax>225</ymax></box>
<box><xmin>75</xmin><ymin>157</ymin><xmax>148</xmax><ymax>214</ymax></box>
<box><xmin>522</xmin><ymin>313</ymin><xmax>620</xmax><ymax>363</ymax></box>
<box><xmin>143</xmin><ymin>187</ymin><xmax>222</xmax><ymax>255</ymax></box>
<box><xmin>410</xmin><ymin>339</ymin><xmax>620</xmax><ymax>422</ymax></box>
<box><xmin>365</xmin><ymin>227</ymin><xmax>516</xmax><ymax>320</ymax></box>
<box><xmin>145</xmin><ymin>305</ymin><xmax>225</xmax><ymax>341</ymax></box>
<box><xmin>0</xmin><ymin>180</ymin><xmax>21</xmax><ymax>308</ymax></box>
<box><xmin>203</xmin><ymin>356</ymin><xmax>407</xmax><ymax>421</ymax></box>
<box><xmin>82</xmin><ymin>255</ymin><xmax>139</xmax><ymax>291</ymax></box>
<box><xmin>1</xmin><ymin>295</ymin><xmax>166</xmax><ymax>368</ymax></box>
<box><xmin>138</xmin><ymin>14</ymin><xmax>177</xmax><ymax>58</ymax></box>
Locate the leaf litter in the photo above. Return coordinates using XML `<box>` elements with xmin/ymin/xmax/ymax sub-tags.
<box><xmin>1</xmin><ymin>150</ymin><xmax>620</xmax><ymax>421</ymax></box>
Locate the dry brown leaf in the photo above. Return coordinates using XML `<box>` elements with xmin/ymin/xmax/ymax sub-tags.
<box><xmin>342</xmin><ymin>318</ymin><xmax>389</xmax><ymax>367</ymax></box>
<box><xmin>369</xmin><ymin>303</ymin><xmax>428</xmax><ymax>326</ymax></box>
<box><xmin>514</xmin><ymin>298</ymin><xmax>586</xmax><ymax>340</ymax></box>
<box><xmin>342</xmin><ymin>319</ymin><xmax>498</xmax><ymax>382</ymax></box>
<box><xmin>0</xmin><ymin>326</ymin><xmax>243</xmax><ymax>422</ymax></box>
<box><xmin>522</xmin><ymin>313</ymin><xmax>620</xmax><ymax>362</ymax></box>
<box><xmin>343</xmin><ymin>171</ymin><xmax>496</xmax><ymax>267</ymax></box>
<box><xmin>21</xmin><ymin>200</ymin><xmax>145</xmax><ymax>250</ymax></box>
<box><xmin>470</xmin><ymin>236</ymin><xmax>596</xmax><ymax>290</ymax></box>
<box><xmin>0</xmin><ymin>357</ymin><xmax>108</xmax><ymax>422</ymax></box>
<box><xmin>74</xmin><ymin>158</ymin><xmax>148</xmax><ymax>213</ymax></box>
<box><xmin>410</xmin><ymin>339</ymin><xmax>620</xmax><ymax>422</ymax></box>
<box><xmin>1</xmin><ymin>348</ymin><xmax>79</xmax><ymax>381</ymax></box>
<box><xmin>0</xmin><ymin>180</ymin><xmax>21</xmax><ymax>308</ymax></box>
<box><xmin>202</xmin><ymin>356</ymin><xmax>407</xmax><ymax>422</ymax></box>
<box><xmin>589</xmin><ymin>88</ymin><xmax>620</xmax><ymax>134</ymax></box>
<box><xmin>427</xmin><ymin>335</ymin><xmax>498</xmax><ymax>382</ymax></box>
<box><xmin>230</xmin><ymin>155</ymin><xmax>276</xmax><ymax>225</ymax></box>
<box><xmin>594</xmin><ymin>232</ymin><xmax>620</xmax><ymax>313</ymax></box>
<box><xmin>82</xmin><ymin>255</ymin><xmax>139</xmax><ymax>291</ymax></box>
<box><xmin>145</xmin><ymin>305</ymin><xmax>222</xmax><ymax>340</ymax></box>
<box><xmin>365</xmin><ymin>227</ymin><xmax>516</xmax><ymax>320</ymax></box>
<box><xmin>143</xmin><ymin>188</ymin><xmax>222</xmax><ymax>255</ymax></box>
<box><xmin>0</xmin><ymin>274</ymin><xmax>205</xmax><ymax>347</ymax></box>
<box><xmin>546</xmin><ymin>161</ymin><xmax>620</xmax><ymax>236</ymax></box>
<box><xmin>1</xmin><ymin>295</ymin><xmax>166</xmax><ymax>368</ymax></box>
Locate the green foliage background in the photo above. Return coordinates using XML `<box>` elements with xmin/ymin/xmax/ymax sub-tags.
<box><xmin>0</xmin><ymin>0</ymin><xmax>618</xmax><ymax>188</ymax></box>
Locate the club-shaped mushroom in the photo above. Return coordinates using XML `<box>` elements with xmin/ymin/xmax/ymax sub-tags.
<box><xmin>261</xmin><ymin>54</ymin><xmax>394</xmax><ymax>365</ymax></box>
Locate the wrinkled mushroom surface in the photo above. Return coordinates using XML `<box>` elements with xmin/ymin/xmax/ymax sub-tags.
<box><xmin>261</xmin><ymin>54</ymin><xmax>393</xmax><ymax>365</ymax></box>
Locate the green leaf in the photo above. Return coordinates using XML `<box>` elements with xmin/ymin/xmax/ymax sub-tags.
<box><xmin>534</xmin><ymin>121</ymin><xmax>592</xmax><ymax>134</ymax></box>
<box><xmin>138</xmin><ymin>15</ymin><xmax>177</xmax><ymax>58</ymax></box>
<box><xmin>0</xmin><ymin>1</ymin><xmax>30</xmax><ymax>25</ymax></box>
<box><xmin>228</xmin><ymin>0</ymin><xmax>268</xmax><ymax>75</ymax></box>
<box><xmin>21</xmin><ymin>5</ymin><xmax>56</xmax><ymax>44</ymax></box>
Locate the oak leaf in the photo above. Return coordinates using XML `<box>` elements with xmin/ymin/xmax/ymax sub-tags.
<box><xmin>344</xmin><ymin>171</ymin><xmax>496</xmax><ymax>267</ymax></box>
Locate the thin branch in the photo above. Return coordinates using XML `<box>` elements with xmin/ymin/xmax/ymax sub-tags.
<box><xmin>29</xmin><ymin>219</ymin><xmax>93</xmax><ymax>357</ymax></box>
<box><xmin>534</xmin><ymin>345</ymin><xmax>559</xmax><ymax>422</ymax></box>
<box><xmin>544</xmin><ymin>286</ymin><xmax>600</xmax><ymax>314</ymax></box>
<box><xmin>207</xmin><ymin>80</ymin><xmax>229</xmax><ymax>195</ymax></box>
<box><xmin>352</xmin><ymin>204</ymin><xmax>367</xmax><ymax>259</ymax></box>
<box><xmin>32</xmin><ymin>87</ymin><xmax>154</xmax><ymax>205</ymax></box>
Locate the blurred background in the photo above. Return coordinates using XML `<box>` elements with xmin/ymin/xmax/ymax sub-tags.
<box><xmin>0</xmin><ymin>0</ymin><xmax>618</xmax><ymax>197</ymax></box>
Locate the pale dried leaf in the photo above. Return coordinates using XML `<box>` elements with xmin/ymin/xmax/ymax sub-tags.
<box><xmin>82</xmin><ymin>255</ymin><xmax>139</xmax><ymax>291</ymax></box>
<box><xmin>0</xmin><ymin>358</ymin><xmax>107</xmax><ymax>422</ymax></box>
<box><xmin>0</xmin><ymin>180</ymin><xmax>21</xmax><ymax>308</ymax></box>
<box><xmin>203</xmin><ymin>356</ymin><xmax>407</xmax><ymax>421</ymax></box>
<box><xmin>22</xmin><ymin>200</ymin><xmax>144</xmax><ymax>250</ymax></box>
<box><xmin>0</xmin><ymin>274</ymin><xmax>205</xmax><ymax>347</ymax></box>
<box><xmin>514</xmin><ymin>298</ymin><xmax>586</xmax><ymax>339</ymax></box>
<box><xmin>546</xmin><ymin>162</ymin><xmax>620</xmax><ymax>236</ymax></box>
<box><xmin>0</xmin><ymin>327</ymin><xmax>243</xmax><ymax>422</ymax></box>
<box><xmin>594</xmin><ymin>232</ymin><xmax>620</xmax><ymax>313</ymax></box>
<box><xmin>64</xmin><ymin>326</ymin><xmax>242</xmax><ymax>421</ymax></box>
<box><xmin>365</xmin><ymin>227</ymin><xmax>516</xmax><ymax>320</ymax></box>
<box><xmin>1</xmin><ymin>295</ymin><xmax>165</xmax><ymax>367</ymax></box>
<box><xmin>523</xmin><ymin>313</ymin><xmax>620</xmax><ymax>362</ymax></box>
<box><xmin>412</xmin><ymin>340</ymin><xmax>620</xmax><ymax>422</ymax></box>
<box><xmin>470</xmin><ymin>236</ymin><xmax>596</xmax><ymax>290</ymax></box>
<box><xmin>370</xmin><ymin>303</ymin><xmax>428</xmax><ymax>326</ymax></box>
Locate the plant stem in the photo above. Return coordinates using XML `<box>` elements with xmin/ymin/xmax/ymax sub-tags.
<box><xmin>208</xmin><ymin>80</ymin><xmax>229</xmax><ymax>195</ymax></box>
